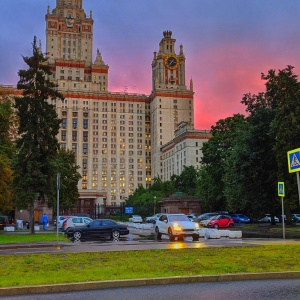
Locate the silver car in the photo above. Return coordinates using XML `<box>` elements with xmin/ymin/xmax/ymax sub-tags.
<box><xmin>62</xmin><ymin>216</ymin><xmax>93</xmax><ymax>232</ymax></box>
<box><xmin>259</xmin><ymin>214</ymin><xmax>279</xmax><ymax>223</ymax></box>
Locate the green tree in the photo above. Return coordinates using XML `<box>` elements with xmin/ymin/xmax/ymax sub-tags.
<box><xmin>50</xmin><ymin>149</ymin><xmax>81</xmax><ymax>213</ymax></box>
<box><xmin>224</xmin><ymin>94</ymin><xmax>278</xmax><ymax>220</ymax></box>
<box><xmin>0</xmin><ymin>97</ymin><xmax>15</xmax><ymax>213</ymax></box>
<box><xmin>263</xmin><ymin>66</ymin><xmax>300</xmax><ymax>220</ymax></box>
<box><xmin>125</xmin><ymin>185</ymin><xmax>162</xmax><ymax>218</ymax></box>
<box><xmin>171</xmin><ymin>166</ymin><xmax>198</xmax><ymax>196</ymax></box>
<box><xmin>197</xmin><ymin>114</ymin><xmax>246</xmax><ymax>212</ymax></box>
<box><xmin>12</xmin><ymin>37</ymin><xmax>64</xmax><ymax>233</ymax></box>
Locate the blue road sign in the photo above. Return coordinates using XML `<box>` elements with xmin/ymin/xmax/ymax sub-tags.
<box><xmin>124</xmin><ymin>206</ymin><xmax>133</xmax><ymax>214</ymax></box>
<box><xmin>287</xmin><ymin>148</ymin><xmax>300</xmax><ymax>173</ymax></box>
<box><xmin>278</xmin><ymin>182</ymin><xmax>285</xmax><ymax>197</ymax></box>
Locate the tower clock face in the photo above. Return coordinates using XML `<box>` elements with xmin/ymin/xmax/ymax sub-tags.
<box><xmin>164</xmin><ymin>54</ymin><xmax>179</xmax><ymax>69</ymax></box>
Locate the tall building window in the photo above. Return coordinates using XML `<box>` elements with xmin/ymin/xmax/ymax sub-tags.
<box><xmin>83</xmin><ymin>119</ymin><xmax>88</xmax><ymax>129</ymax></box>
<box><xmin>83</xmin><ymin>143</ymin><xmax>88</xmax><ymax>154</ymax></box>
<box><xmin>61</xmin><ymin>131</ymin><xmax>66</xmax><ymax>141</ymax></box>
<box><xmin>83</xmin><ymin>131</ymin><xmax>88</xmax><ymax>142</ymax></box>
<box><xmin>72</xmin><ymin>119</ymin><xmax>77</xmax><ymax>129</ymax></box>
<box><xmin>83</xmin><ymin>158</ymin><xmax>87</xmax><ymax>169</ymax></box>
<box><xmin>72</xmin><ymin>143</ymin><xmax>77</xmax><ymax>153</ymax></box>
<box><xmin>72</xmin><ymin>131</ymin><xmax>77</xmax><ymax>141</ymax></box>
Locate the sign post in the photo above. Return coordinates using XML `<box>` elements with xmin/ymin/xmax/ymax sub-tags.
<box><xmin>287</xmin><ymin>148</ymin><xmax>300</xmax><ymax>207</ymax></box>
<box><xmin>278</xmin><ymin>182</ymin><xmax>285</xmax><ymax>239</ymax></box>
<box><xmin>56</xmin><ymin>173</ymin><xmax>60</xmax><ymax>249</ymax></box>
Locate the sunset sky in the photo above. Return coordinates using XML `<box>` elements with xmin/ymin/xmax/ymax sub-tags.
<box><xmin>1</xmin><ymin>0</ymin><xmax>300</xmax><ymax>130</ymax></box>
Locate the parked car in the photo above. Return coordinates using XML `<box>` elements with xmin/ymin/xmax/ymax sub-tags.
<box><xmin>207</xmin><ymin>215</ymin><xmax>234</xmax><ymax>229</ymax></box>
<box><xmin>186</xmin><ymin>213</ymin><xmax>198</xmax><ymax>220</ymax></box>
<box><xmin>258</xmin><ymin>214</ymin><xmax>279</xmax><ymax>223</ymax></box>
<box><xmin>145</xmin><ymin>213</ymin><xmax>162</xmax><ymax>223</ymax></box>
<box><xmin>155</xmin><ymin>213</ymin><xmax>200</xmax><ymax>241</ymax></box>
<box><xmin>194</xmin><ymin>212</ymin><xmax>219</xmax><ymax>227</ymax></box>
<box><xmin>128</xmin><ymin>215</ymin><xmax>143</xmax><ymax>223</ymax></box>
<box><xmin>0</xmin><ymin>216</ymin><xmax>8</xmax><ymax>230</ymax></box>
<box><xmin>292</xmin><ymin>214</ymin><xmax>300</xmax><ymax>222</ymax></box>
<box><xmin>54</xmin><ymin>215</ymin><xmax>73</xmax><ymax>229</ymax></box>
<box><xmin>65</xmin><ymin>219</ymin><xmax>129</xmax><ymax>241</ymax></box>
<box><xmin>62</xmin><ymin>216</ymin><xmax>93</xmax><ymax>232</ymax></box>
<box><xmin>231</xmin><ymin>213</ymin><xmax>250</xmax><ymax>224</ymax></box>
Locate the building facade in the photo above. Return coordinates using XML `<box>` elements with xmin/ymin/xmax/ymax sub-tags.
<box><xmin>0</xmin><ymin>0</ymin><xmax>210</xmax><ymax>211</ymax></box>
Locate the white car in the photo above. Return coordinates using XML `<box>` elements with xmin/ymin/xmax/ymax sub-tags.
<box><xmin>54</xmin><ymin>215</ymin><xmax>73</xmax><ymax>229</ymax></box>
<box><xmin>128</xmin><ymin>215</ymin><xmax>143</xmax><ymax>223</ymax></box>
<box><xmin>259</xmin><ymin>214</ymin><xmax>279</xmax><ymax>223</ymax></box>
<box><xmin>292</xmin><ymin>214</ymin><xmax>300</xmax><ymax>222</ymax></box>
<box><xmin>62</xmin><ymin>216</ymin><xmax>93</xmax><ymax>232</ymax></box>
<box><xmin>155</xmin><ymin>213</ymin><xmax>199</xmax><ymax>241</ymax></box>
<box><xmin>145</xmin><ymin>213</ymin><xmax>162</xmax><ymax>223</ymax></box>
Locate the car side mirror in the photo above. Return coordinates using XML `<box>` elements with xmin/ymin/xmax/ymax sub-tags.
<box><xmin>164</xmin><ymin>220</ymin><xmax>168</xmax><ymax>223</ymax></box>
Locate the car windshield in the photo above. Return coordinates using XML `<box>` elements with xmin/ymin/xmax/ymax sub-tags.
<box><xmin>168</xmin><ymin>215</ymin><xmax>190</xmax><ymax>222</ymax></box>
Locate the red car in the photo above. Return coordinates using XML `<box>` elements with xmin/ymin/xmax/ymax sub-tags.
<box><xmin>207</xmin><ymin>215</ymin><xmax>234</xmax><ymax>229</ymax></box>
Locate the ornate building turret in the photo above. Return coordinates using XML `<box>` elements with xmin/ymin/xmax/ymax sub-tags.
<box><xmin>150</xmin><ymin>31</ymin><xmax>194</xmax><ymax>180</ymax></box>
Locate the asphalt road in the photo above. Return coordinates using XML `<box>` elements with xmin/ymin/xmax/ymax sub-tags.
<box><xmin>2</xmin><ymin>279</ymin><xmax>300</xmax><ymax>300</ymax></box>
<box><xmin>1</xmin><ymin>227</ymin><xmax>300</xmax><ymax>256</ymax></box>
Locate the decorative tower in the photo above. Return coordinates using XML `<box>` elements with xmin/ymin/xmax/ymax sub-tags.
<box><xmin>150</xmin><ymin>31</ymin><xmax>194</xmax><ymax>180</ymax></box>
<box><xmin>45</xmin><ymin>0</ymin><xmax>109</xmax><ymax>88</ymax></box>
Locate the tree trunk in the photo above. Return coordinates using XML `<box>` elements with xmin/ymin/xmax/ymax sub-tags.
<box><xmin>29</xmin><ymin>205</ymin><xmax>35</xmax><ymax>234</ymax></box>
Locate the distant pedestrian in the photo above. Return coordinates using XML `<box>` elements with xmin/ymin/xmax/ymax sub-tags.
<box><xmin>42</xmin><ymin>213</ymin><xmax>49</xmax><ymax>230</ymax></box>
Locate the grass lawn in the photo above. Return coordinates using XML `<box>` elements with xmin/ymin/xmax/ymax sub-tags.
<box><xmin>0</xmin><ymin>242</ymin><xmax>300</xmax><ymax>288</ymax></box>
<box><xmin>0</xmin><ymin>233</ymin><xmax>67</xmax><ymax>243</ymax></box>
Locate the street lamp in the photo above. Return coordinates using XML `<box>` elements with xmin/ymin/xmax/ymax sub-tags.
<box><xmin>154</xmin><ymin>196</ymin><xmax>157</xmax><ymax>215</ymax></box>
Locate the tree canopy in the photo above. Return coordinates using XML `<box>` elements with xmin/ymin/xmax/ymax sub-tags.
<box><xmin>0</xmin><ymin>97</ymin><xmax>15</xmax><ymax>213</ymax></box>
<box><xmin>12</xmin><ymin>37</ymin><xmax>64</xmax><ymax>231</ymax></box>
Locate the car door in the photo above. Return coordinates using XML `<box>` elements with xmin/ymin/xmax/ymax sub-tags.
<box><xmin>85</xmin><ymin>220</ymin><xmax>101</xmax><ymax>238</ymax></box>
<box><xmin>73</xmin><ymin>217</ymin><xmax>84</xmax><ymax>227</ymax></box>
<box><xmin>159</xmin><ymin>215</ymin><xmax>169</xmax><ymax>234</ymax></box>
<box><xmin>98</xmin><ymin>220</ymin><xmax>116</xmax><ymax>237</ymax></box>
<box><xmin>218</xmin><ymin>215</ymin><xmax>229</xmax><ymax>227</ymax></box>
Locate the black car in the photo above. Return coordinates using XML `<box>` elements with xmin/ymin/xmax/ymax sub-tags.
<box><xmin>0</xmin><ymin>216</ymin><xmax>8</xmax><ymax>230</ymax></box>
<box><xmin>65</xmin><ymin>219</ymin><xmax>129</xmax><ymax>241</ymax></box>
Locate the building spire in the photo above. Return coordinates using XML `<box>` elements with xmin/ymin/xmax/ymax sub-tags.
<box><xmin>93</xmin><ymin>48</ymin><xmax>105</xmax><ymax>66</ymax></box>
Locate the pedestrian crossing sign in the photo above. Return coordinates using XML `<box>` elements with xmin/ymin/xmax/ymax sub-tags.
<box><xmin>287</xmin><ymin>148</ymin><xmax>300</xmax><ymax>173</ymax></box>
<box><xmin>278</xmin><ymin>182</ymin><xmax>285</xmax><ymax>197</ymax></box>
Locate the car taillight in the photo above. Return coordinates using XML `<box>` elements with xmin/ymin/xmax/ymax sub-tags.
<box><xmin>63</xmin><ymin>220</ymin><xmax>67</xmax><ymax>226</ymax></box>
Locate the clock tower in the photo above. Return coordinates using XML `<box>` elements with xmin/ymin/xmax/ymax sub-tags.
<box><xmin>150</xmin><ymin>31</ymin><xmax>194</xmax><ymax>179</ymax></box>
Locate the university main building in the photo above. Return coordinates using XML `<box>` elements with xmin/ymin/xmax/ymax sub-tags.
<box><xmin>1</xmin><ymin>0</ymin><xmax>210</xmax><ymax>212</ymax></box>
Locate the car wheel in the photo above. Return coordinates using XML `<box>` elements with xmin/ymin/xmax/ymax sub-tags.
<box><xmin>168</xmin><ymin>228</ymin><xmax>175</xmax><ymax>241</ymax></box>
<box><xmin>155</xmin><ymin>227</ymin><xmax>162</xmax><ymax>240</ymax></box>
<box><xmin>214</xmin><ymin>224</ymin><xmax>219</xmax><ymax>229</ymax></box>
<box><xmin>73</xmin><ymin>231</ymin><xmax>82</xmax><ymax>240</ymax></box>
<box><xmin>111</xmin><ymin>230</ymin><xmax>120</xmax><ymax>240</ymax></box>
<box><xmin>192</xmin><ymin>235</ymin><xmax>199</xmax><ymax>241</ymax></box>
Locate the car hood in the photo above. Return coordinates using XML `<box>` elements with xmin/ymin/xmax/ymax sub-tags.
<box><xmin>172</xmin><ymin>221</ymin><xmax>197</xmax><ymax>229</ymax></box>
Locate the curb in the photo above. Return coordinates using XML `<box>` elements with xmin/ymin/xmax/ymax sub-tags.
<box><xmin>1</xmin><ymin>271</ymin><xmax>300</xmax><ymax>296</ymax></box>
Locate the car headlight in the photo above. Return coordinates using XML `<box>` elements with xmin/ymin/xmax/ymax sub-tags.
<box><xmin>172</xmin><ymin>222</ymin><xmax>182</xmax><ymax>231</ymax></box>
<box><xmin>194</xmin><ymin>223</ymin><xmax>199</xmax><ymax>229</ymax></box>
